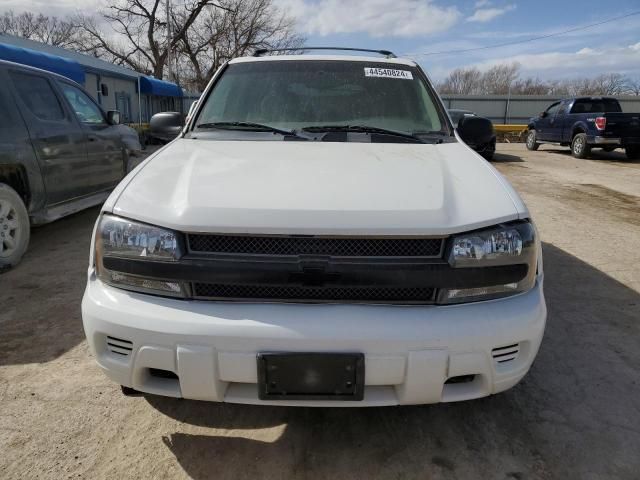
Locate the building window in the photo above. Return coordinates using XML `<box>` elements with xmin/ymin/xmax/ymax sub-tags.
<box><xmin>116</xmin><ymin>92</ymin><xmax>132</xmax><ymax>123</ymax></box>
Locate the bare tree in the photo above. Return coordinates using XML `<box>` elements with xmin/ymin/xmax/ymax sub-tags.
<box><xmin>625</xmin><ymin>78</ymin><xmax>640</xmax><ymax>96</ymax></box>
<box><xmin>511</xmin><ymin>77</ymin><xmax>550</xmax><ymax>95</ymax></box>
<box><xmin>437</xmin><ymin>67</ymin><xmax>482</xmax><ymax>94</ymax></box>
<box><xmin>76</xmin><ymin>1</ymin><xmax>236</xmax><ymax>79</ymax></box>
<box><xmin>436</xmin><ymin>63</ymin><xmax>638</xmax><ymax>97</ymax></box>
<box><xmin>545</xmin><ymin>80</ymin><xmax>570</xmax><ymax>97</ymax></box>
<box><xmin>176</xmin><ymin>0</ymin><xmax>303</xmax><ymax>91</ymax></box>
<box><xmin>479</xmin><ymin>63</ymin><xmax>520</xmax><ymax>94</ymax></box>
<box><xmin>591</xmin><ymin>73</ymin><xmax>628</xmax><ymax>95</ymax></box>
<box><xmin>437</xmin><ymin>63</ymin><xmax>520</xmax><ymax>95</ymax></box>
<box><xmin>553</xmin><ymin>75</ymin><xmax>627</xmax><ymax>96</ymax></box>
<box><xmin>0</xmin><ymin>11</ymin><xmax>78</xmax><ymax>48</ymax></box>
<box><xmin>73</xmin><ymin>0</ymin><xmax>302</xmax><ymax>88</ymax></box>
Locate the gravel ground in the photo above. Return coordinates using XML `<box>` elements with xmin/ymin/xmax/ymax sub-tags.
<box><xmin>1</xmin><ymin>144</ymin><xmax>639</xmax><ymax>480</ymax></box>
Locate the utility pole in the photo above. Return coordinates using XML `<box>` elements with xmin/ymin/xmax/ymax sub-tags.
<box><xmin>504</xmin><ymin>81</ymin><xmax>512</xmax><ymax>124</ymax></box>
<box><xmin>166</xmin><ymin>0</ymin><xmax>173</xmax><ymax>82</ymax></box>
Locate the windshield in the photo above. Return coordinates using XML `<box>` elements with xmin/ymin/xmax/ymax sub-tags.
<box><xmin>194</xmin><ymin>60</ymin><xmax>448</xmax><ymax>140</ymax></box>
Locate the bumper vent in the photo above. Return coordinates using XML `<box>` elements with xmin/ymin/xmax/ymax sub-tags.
<box><xmin>193</xmin><ymin>283</ymin><xmax>436</xmax><ymax>303</ymax></box>
<box><xmin>106</xmin><ymin>336</ymin><xmax>133</xmax><ymax>356</ymax></box>
<box><xmin>187</xmin><ymin>234</ymin><xmax>444</xmax><ymax>258</ymax></box>
<box><xmin>492</xmin><ymin>343</ymin><xmax>520</xmax><ymax>364</ymax></box>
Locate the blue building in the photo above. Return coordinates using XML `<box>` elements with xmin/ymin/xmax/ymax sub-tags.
<box><xmin>0</xmin><ymin>33</ymin><xmax>195</xmax><ymax>124</ymax></box>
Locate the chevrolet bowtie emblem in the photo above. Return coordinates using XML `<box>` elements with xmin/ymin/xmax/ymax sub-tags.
<box><xmin>289</xmin><ymin>267</ymin><xmax>341</xmax><ymax>287</ymax></box>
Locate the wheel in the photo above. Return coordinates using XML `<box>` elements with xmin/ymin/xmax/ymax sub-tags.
<box><xmin>625</xmin><ymin>146</ymin><xmax>640</xmax><ymax>160</ymax></box>
<box><xmin>571</xmin><ymin>133</ymin><xmax>591</xmax><ymax>159</ymax></box>
<box><xmin>0</xmin><ymin>183</ymin><xmax>30</xmax><ymax>270</ymax></box>
<box><xmin>525</xmin><ymin>130</ymin><xmax>539</xmax><ymax>151</ymax></box>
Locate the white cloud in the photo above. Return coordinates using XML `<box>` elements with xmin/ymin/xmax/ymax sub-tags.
<box><xmin>467</xmin><ymin>4</ymin><xmax>516</xmax><ymax>23</ymax></box>
<box><xmin>474</xmin><ymin>0</ymin><xmax>492</xmax><ymax>7</ymax></box>
<box><xmin>470</xmin><ymin>43</ymin><xmax>640</xmax><ymax>77</ymax></box>
<box><xmin>279</xmin><ymin>0</ymin><xmax>461</xmax><ymax>37</ymax></box>
<box><xmin>0</xmin><ymin>0</ymin><xmax>99</xmax><ymax>16</ymax></box>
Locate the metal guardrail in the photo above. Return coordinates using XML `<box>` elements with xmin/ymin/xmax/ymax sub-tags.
<box><xmin>442</xmin><ymin>95</ymin><xmax>640</xmax><ymax>125</ymax></box>
<box><xmin>126</xmin><ymin>123</ymin><xmax>150</xmax><ymax>133</ymax></box>
<box><xmin>494</xmin><ymin>124</ymin><xmax>527</xmax><ymax>134</ymax></box>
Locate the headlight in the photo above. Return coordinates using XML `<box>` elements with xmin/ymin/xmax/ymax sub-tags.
<box><xmin>438</xmin><ymin>221</ymin><xmax>538</xmax><ymax>304</ymax></box>
<box><xmin>95</xmin><ymin>214</ymin><xmax>187</xmax><ymax>297</ymax></box>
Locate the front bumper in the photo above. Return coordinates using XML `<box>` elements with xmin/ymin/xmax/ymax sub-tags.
<box><xmin>81</xmin><ymin>275</ymin><xmax>546</xmax><ymax>406</ymax></box>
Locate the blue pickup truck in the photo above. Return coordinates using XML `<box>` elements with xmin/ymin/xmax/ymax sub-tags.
<box><xmin>526</xmin><ymin>97</ymin><xmax>640</xmax><ymax>160</ymax></box>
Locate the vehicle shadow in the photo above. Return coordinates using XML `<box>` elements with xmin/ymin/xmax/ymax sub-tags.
<box><xmin>0</xmin><ymin>206</ymin><xmax>100</xmax><ymax>366</ymax></box>
<box><xmin>148</xmin><ymin>243</ymin><xmax>640</xmax><ymax>480</ymax></box>
<box><xmin>492</xmin><ymin>151</ymin><xmax>525</xmax><ymax>163</ymax></box>
<box><xmin>542</xmin><ymin>147</ymin><xmax>639</xmax><ymax>163</ymax></box>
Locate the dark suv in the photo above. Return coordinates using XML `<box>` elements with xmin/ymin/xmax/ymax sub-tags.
<box><xmin>0</xmin><ymin>59</ymin><xmax>130</xmax><ymax>269</ymax></box>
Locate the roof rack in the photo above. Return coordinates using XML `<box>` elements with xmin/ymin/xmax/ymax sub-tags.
<box><xmin>252</xmin><ymin>47</ymin><xmax>397</xmax><ymax>59</ymax></box>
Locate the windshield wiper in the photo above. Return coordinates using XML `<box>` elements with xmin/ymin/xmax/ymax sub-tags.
<box><xmin>300</xmin><ymin>125</ymin><xmax>434</xmax><ymax>143</ymax></box>
<box><xmin>196</xmin><ymin>121</ymin><xmax>305</xmax><ymax>139</ymax></box>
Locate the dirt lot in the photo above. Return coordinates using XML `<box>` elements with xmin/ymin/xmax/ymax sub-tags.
<box><xmin>1</xmin><ymin>144</ymin><xmax>639</xmax><ymax>480</ymax></box>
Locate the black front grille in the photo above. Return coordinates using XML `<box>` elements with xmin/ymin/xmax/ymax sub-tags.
<box><xmin>188</xmin><ymin>234</ymin><xmax>443</xmax><ymax>257</ymax></box>
<box><xmin>192</xmin><ymin>283</ymin><xmax>436</xmax><ymax>303</ymax></box>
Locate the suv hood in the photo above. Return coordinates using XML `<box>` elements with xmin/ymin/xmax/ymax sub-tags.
<box><xmin>109</xmin><ymin>139</ymin><xmax>527</xmax><ymax>235</ymax></box>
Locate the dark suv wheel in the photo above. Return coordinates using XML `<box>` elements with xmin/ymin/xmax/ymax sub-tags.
<box><xmin>0</xmin><ymin>183</ymin><xmax>30</xmax><ymax>270</ymax></box>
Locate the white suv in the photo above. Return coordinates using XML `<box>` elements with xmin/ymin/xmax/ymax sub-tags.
<box><xmin>82</xmin><ymin>49</ymin><xmax>546</xmax><ymax>406</ymax></box>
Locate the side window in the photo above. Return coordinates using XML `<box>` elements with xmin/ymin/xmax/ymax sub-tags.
<box><xmin>557</xmin><ymin>103</ymin><xmax>568</xmax><ymax>115</ymax></box>
<box><xmin>0</xmin><ymin>82</ymin><xmax>22</xmax><ymax>140</ymax></box>
<box><xmin>571</xmin><ymin>100</ymin><xmax>591</xmax><ymax>114</ymax></box>
<box><xmin>0</xmin><ymin>89</ymin><xmax>13</xmax><ymax>129</ymax></box>
<box><xmin>9</xmin><ymin>71</ymin><xmax>66</xmax><ymax>122</ymax></box>
<box><xmin>59</xmin><ymin>83</ymin><xmax>105</xmax><ymax>125</ymax></box>
<box><xmin>546</xmin><ymin>103</ymin><xmax>561</xmax><ymax>116</ymax></box>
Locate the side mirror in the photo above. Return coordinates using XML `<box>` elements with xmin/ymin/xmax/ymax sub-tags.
<box><xmin>457</xmin><ymin>115</ymin><xmax>494</xmax><ymax>145</ymax></box>
<box><xmin>150</xmin><ymin>111</ymin><xmax>183</xmax><ymax>143</ymax></box>
<box><xmin>107</xmin><ymin>110</ymin><xmax>121</xmax><ymax>125</ymax></box>
<box><xmin>540</xmin><ymin>111</ymin><xmax>548</xmax><ymax>118</ymax></box>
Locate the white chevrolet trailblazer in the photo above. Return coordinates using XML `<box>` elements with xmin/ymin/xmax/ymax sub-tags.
<box><xmin>82</xmin><ymin>48</ymin><xmax>546</xmax><ymax>406</ymax></box>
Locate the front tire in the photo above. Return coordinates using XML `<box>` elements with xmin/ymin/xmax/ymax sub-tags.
<box><xmin>626</xmin><ymin>146</ymin><xmax>640</xmax><ymax>160</ymax></box>
<box><xmin>0</xmin><ymin>183</ymin><xmax>30</xmax><ymax>270</ymax></box>
<box><xmin>571</xmin><ymin>133</ymin><xmax>591</xmax><ymax>159</ymax></box>
<box><xmin>525</xmin><ymin>130</ymin><xmax>539</xmax><ymax>151</ymax></box>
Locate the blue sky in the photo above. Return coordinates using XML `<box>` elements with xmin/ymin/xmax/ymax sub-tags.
<box><xmin>4</xmin><ymin>0</ymin><xmax>640</xmax><ymax>80</ymax></box>
<box><xmin>281</xmin><ymin>0</ymin><xmax>640</xmax><ymax>80</ymax></box>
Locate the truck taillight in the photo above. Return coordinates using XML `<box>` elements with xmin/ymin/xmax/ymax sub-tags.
<box><xmin>595</xmin><ymin>117</ymin><xmax>606</xmax><ymax>130</ymax></box>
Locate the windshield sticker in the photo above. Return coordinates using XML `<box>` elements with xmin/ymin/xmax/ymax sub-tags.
<box><xmin>364</xmin><ymin>67</ymin><xmax>413</xmax><ymax>80</ymax></box>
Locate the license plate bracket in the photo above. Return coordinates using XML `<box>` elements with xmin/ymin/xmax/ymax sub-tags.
<box><xmin>257</xmin><ymin>352</ymin><xmax>365</xmax><ymax>401</ymax></box>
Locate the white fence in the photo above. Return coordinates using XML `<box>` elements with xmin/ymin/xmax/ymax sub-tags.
<box><xmin>440</xmin><ymin>95</ymin><xmax>640</xmax><ymax>125</ymax></box>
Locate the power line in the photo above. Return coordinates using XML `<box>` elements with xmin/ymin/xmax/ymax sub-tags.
<box><xmin>405</xmin><ymin>10</ymin><xmax>640</xmax><ymax>58</ymax></box>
